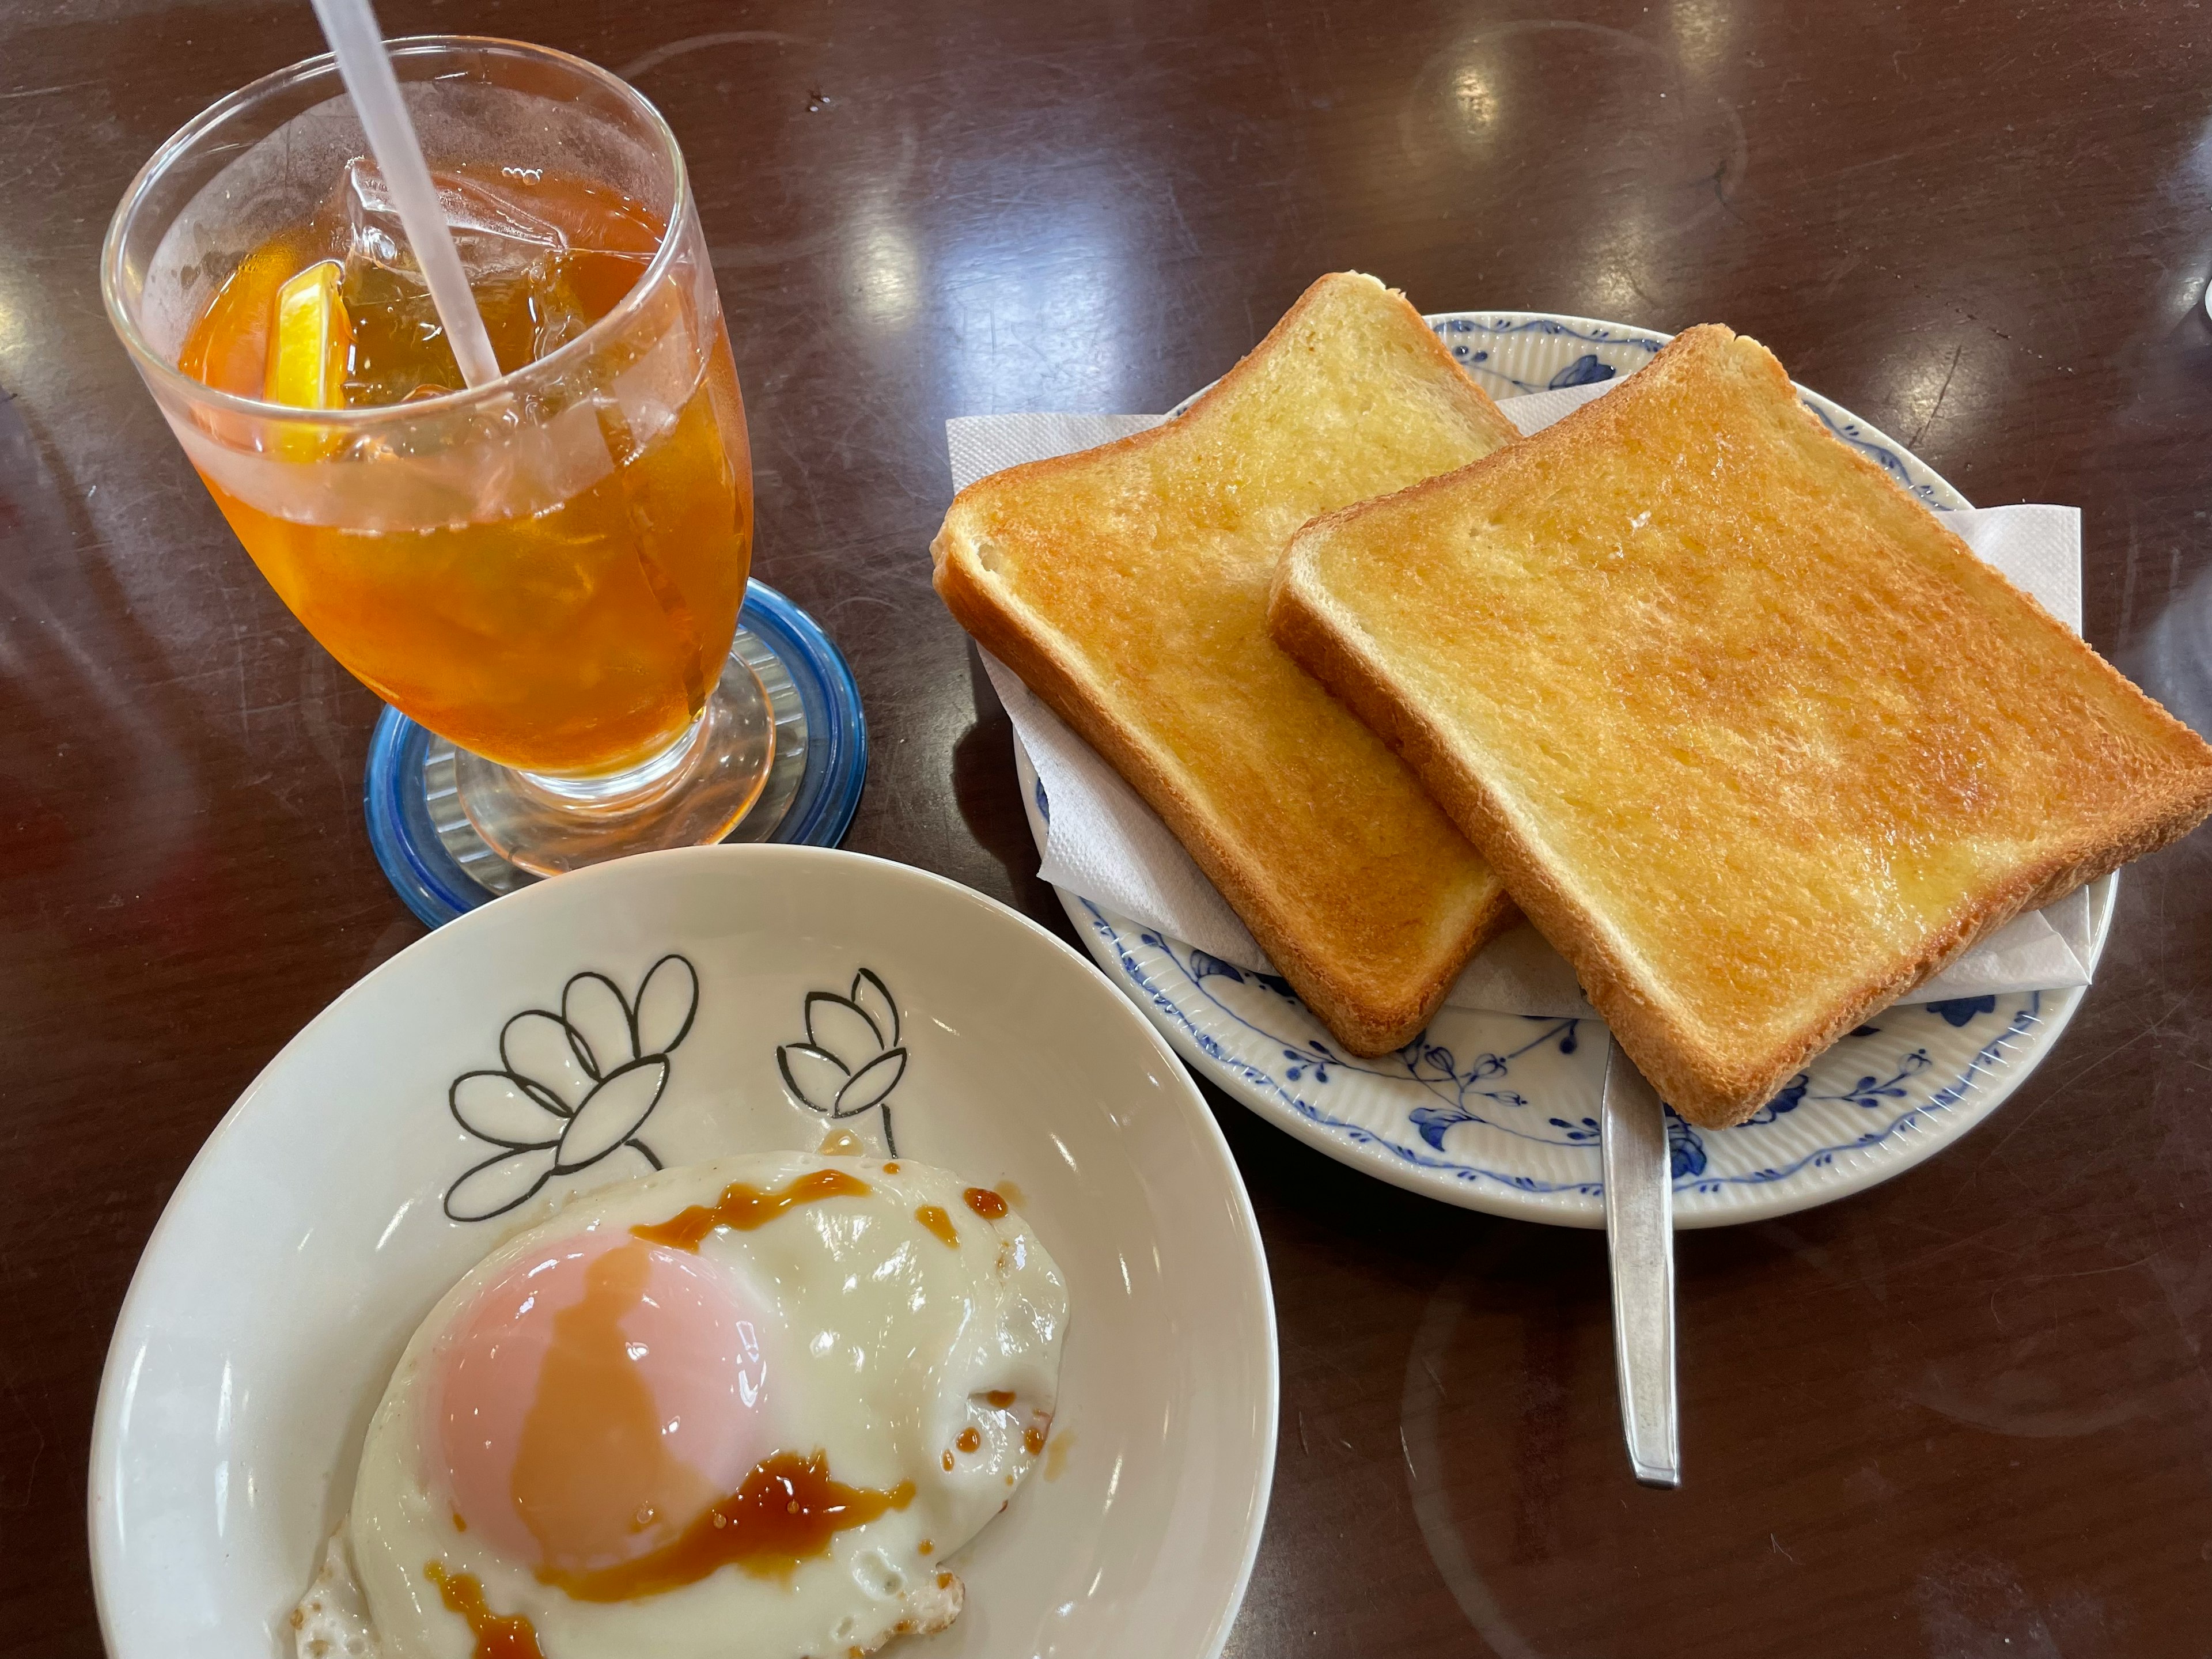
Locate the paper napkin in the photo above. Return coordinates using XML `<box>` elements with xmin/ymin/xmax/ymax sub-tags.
<box><xmin>945</xmin><ymin>387</ymin><xmax>2094</xmax><ymax>1017</ymax></box>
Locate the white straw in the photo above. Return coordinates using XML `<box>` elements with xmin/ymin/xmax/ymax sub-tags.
<box><xmin>308</xmin><ymin>0</ymin><xmax>502</xmax><ymax>389</ymax></box>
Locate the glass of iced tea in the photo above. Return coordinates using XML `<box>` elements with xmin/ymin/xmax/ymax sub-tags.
<box><xmin>103</xmin><ymin>37</ymin><xmax>770</xmax><ymax>874</ymax></box>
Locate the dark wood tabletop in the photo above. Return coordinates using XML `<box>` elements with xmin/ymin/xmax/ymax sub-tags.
<box><xmin>8</xmin><ymin>2</ymin><xmax>2212</xmax><ymax>1654</ymax></box>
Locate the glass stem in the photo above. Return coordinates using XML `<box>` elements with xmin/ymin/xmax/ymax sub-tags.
<box><xmin>512</xmin><ymin>704</ymin><xmax>713</xmax><ymax>809</ymax></box>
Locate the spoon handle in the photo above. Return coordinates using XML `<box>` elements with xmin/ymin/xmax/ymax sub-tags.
<box><xmin>1601</xmin><ymin>1044</ymin><xmax>1681</xmax><ymax>1488</ymax></box>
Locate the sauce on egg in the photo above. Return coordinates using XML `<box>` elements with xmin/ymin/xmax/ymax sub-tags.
<box><xmin>962</xmin><ymin>1187</ymin><xmax>1009</xmax><ymax>1220</ymax></box>
<box><xmin>632</xmin><ymin>1168</ymin><xmax>872</xmax><ymax>1251</ymax></box>
<box><xmin>355</xmin><ymin>1154</ymin><xmax>1069</xmax><ymax>1657</ymax></box>
<box><xmin>539</xmin><ymin>1451</ymin><xmax>915</xmax><ymax>1599</ymax></box>
<box><xmin>423</xmin><ymin>1563</ymin><xmax>544</xmax><ymax>1659</ymax></box>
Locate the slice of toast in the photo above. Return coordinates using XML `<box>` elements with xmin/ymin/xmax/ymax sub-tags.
<box><xmin>931</xmin><ymin>272</ymin><xmax>1520</xmax><ymax>1054</ymax></box>
<box><xmin>1271</xmin><ymin>323</ymin><xmax>2212</xmax><ymax>1124</ymax></box>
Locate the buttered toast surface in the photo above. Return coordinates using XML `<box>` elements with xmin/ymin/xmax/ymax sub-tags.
<box><xmin>931</xmin><ymin>272</ymin><xmax>1520</xmax><ymax>1054</ymax></box>
<box><xmin>1272</xmin><ymin>324</ymin><xmax>2212</xmax><ymax>1124</ymax></box>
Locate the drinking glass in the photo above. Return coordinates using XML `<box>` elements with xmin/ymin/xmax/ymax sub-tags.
<box><xmin>103</xmin><ymin>37</ymin><xmax>770</xmax><ymax>874</ymax></box>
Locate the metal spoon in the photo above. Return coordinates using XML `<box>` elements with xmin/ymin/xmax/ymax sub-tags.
<box><xmin>1601</xmin><ymin>1042</ymin><xmax>1681</xmax><ymax>1487</ymax></box>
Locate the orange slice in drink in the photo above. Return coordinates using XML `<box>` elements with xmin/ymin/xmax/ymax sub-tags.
<box><xmin>263</xmin><ymin>259</ymin><xmax>351</xmax><ymax>457</ymax></box>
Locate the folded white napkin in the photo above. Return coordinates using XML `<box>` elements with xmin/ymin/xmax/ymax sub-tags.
<box><xmin>945</xmin><ymin>384</ymin><xmax>2094</xmax><ymax>1017</ymax></box>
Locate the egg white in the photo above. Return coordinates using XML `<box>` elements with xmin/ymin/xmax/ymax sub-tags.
<box><xmin>304</xmin><ymin>1152</ymin><xmax>1067</xmax><ymax>1659</ymax></box>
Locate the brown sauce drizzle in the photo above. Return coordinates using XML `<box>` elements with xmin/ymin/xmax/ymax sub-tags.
<box><xmin>941</xmin><ymin>1450</ymin><xmax>954</xmax><ymax>1472</ymax></box>
<box><xmin>881</xmin><ymin>1161</ymin><xmax>900</xmax><ymax>1173</ymax></box>
<box><xmin>962</xmin><ymin>1187</ymin><xmax>1009</xmax><ymax>1220</ymax></box>
<box><xmin>424</xmin><ymin>1564</ymin><xmax>543</xmax><ymax>1659</ymax></box>
<box><xmin>955</xmin><ymin>1426</ymin><xmax>982</xmax><ymax>1453</ymax></box>
<box><xmin>632</xmin><ymin>1169</ymin><xmax>871</xmax><ymax>1251</ymax></box>
<box><xmin>918</xmin><ymin>1539</ymin><xmax>933</xmax><ymax>1556</ymax></box>
<box><xmin>914</xmin><ymin>1204</ymin><xmax>960</xmax><ymax>1248</ymax></box>
<box><xmin>984</xmin><ymin>1389</ymin><xmax>1016</xmax><ymax>1409</ymax></box>
<box><xmin>539</xmin><ymin>1451</ymin><xmax>914</xmax><ymax>1600</ymax></box>
<box><xmin>1024</xmin><ymin>1424</ymin><xmax>1048</xmax><ymax>1456</ymax></box>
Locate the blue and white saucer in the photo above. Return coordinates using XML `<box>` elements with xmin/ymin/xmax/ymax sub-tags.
<box><xmin>1021</xmin><ymin>311</ymin><xmax>2116</xmax><ymax>1229</ymax></box>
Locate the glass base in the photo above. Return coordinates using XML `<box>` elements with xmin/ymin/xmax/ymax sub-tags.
<box><xmin>454</xmin><ymin>650</ymin><xmax>775</xmax><ymax>876</ymax></box>
<box><xmin>364</xmin><ymin>580</ymin><xmax>868</xmax><ymax>927</ymax></box>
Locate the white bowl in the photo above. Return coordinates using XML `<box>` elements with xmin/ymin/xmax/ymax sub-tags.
<box><xmin>89</xmin><ymin>845</ymin><xmax>1277</xmax><ymax>1659</ymax></box>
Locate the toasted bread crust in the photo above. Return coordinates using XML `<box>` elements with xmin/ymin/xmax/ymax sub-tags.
<box><xmin>932</xmin><ymin>273</ymin><xmax>1520</xmax><ymax>1054</ymax></box>
<box><xmin>937</xmin><ymin>535</ymin><xmax>1509</xmax><ymax>1048</ymax></box>
<box><xmin>1274</xmin><ymin>563</ymin><xmax>2212</xmax><ymax>1120</ymax></box>
<box><xmin>1274</xmin><ymin>324</ymin><xmax>2212</xmax><ymax>1122</ymax></box>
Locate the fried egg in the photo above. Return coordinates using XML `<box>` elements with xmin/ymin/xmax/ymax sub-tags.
<box><xmin>295</xmin><ymin>1152</ymin><xmax>1067</xmax><ymax>1658</ymax></box>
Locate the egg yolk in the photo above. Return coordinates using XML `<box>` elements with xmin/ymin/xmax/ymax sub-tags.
<box><xmin>433</xmin><ymin>1234</ymin><xmax>770</xmax><ymax>1574</ymax></box>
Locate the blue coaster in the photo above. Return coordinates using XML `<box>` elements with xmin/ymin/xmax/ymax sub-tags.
<box><xmin>365</xmin><ymin>580</ymin><xmax>866</xmax><ymax>928</ymax></box>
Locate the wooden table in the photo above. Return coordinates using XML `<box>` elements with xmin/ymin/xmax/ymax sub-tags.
<box><xmin>7</xmin><ymin>3</ymin><xmax>2211</xmax><ymax>1654</ymax></box>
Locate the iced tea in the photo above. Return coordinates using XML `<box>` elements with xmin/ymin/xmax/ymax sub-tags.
<box><xmin>176</xmin><ymin>162</ymin><xmax>751</xmax><ymax>776</ymax></box>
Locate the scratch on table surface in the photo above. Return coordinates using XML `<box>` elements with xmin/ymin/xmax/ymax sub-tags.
<box><xmin>2116</xmin><ymin>490</ymin><xmax>2142</xmax><ymax>639</ymax></box>
<box><xmin>2024</xmin><ymin>1256</ymin><xmax>2158</xmax><ymax>1282</ymax></box>
<box><xmin>1987</xmin><ymin>999</ymin><xmax>2185</xmax><ymax>1150</ymax></box>
<box><xmin>615</xmin><ymin>29</ymin><xmax>806</xmax><ymax>81</ymax></box>
<box><xmin>1154</xmin><ymin>172</ymin><xmax>1204</xmax><ymax>259</ymax></box>
<box><xmin>1892</xmin><ymin>1213</ymin><xmax>2031</xmax><ymax>1273</ymax></box>
<box><xmin>1818</xmin><ymin>249</ymin><xmax>1864</xmax><ymax>301</ymax></box>
<box><xmin>1809</xmin><ymin>147</ymin><xmax>1920</xmax><ymax>185</ymax></box>
<box><xmin>1952</xmin><ymin>995</ymin><xmax>2188</xmax><ymax>1188</ymax></box>
<box><xmin>0</xmin><ymin>1359</ymin><xmax>44</xmax><ymax>1510</ymax></box>
<box><xmin>1709</xmin><ymin>158</ymin><xmax>1747</xmax><ymax>225</ymax></box>
<box><xmin>1907</xmin><ymin>340</ymin><xmax>1965</xmax><ymax>452</ymax></box>
<box><xmin>0</xmin><ymin>79</ymin><xmax>101</xmax><ymax>103</ymax></box>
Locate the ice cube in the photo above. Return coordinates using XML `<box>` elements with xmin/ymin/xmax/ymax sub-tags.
<box><xmin>338</xmin><ymin>156</ymin><xmax>566</xmax><ymax>286</ymax></box>
<box><xmin>329</xmin><ymin>159</ymin><xmax>654</xmax><ymax>404</ymax></box>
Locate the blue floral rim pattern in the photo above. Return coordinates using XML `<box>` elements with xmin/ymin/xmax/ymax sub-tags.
<box><xmin>1077</xmin><ymin>897</ymin><xmax>2052</xmax><ymax>1222</ymax></box>
<box><xmin>364</xmin><ymin>580</ymin><xmax>866</xmax><ymax>929</ymax></box>
<box><xmin>1431</xmin><ymin>313</ymin><xmax>1664</xmax><ymax>395</ymax></box>
<box><xmin>1427</xmin><ymin>311</ymin><xmax>1960</xmax><ymax>507</ymax></box>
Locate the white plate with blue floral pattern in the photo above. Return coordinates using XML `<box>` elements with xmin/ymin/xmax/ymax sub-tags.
<box><xmin>89</xmin><ymin>846</ymin><xmax>1275</xmax><ymax>1659</ymax></box>
<box><xmin>1017</xmin><ymin>310</ymin><xmax>2116</xmax><ymax>1230</ymax></box>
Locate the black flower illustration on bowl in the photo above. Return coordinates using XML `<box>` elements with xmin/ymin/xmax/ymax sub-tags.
<box><xmin>778</xmin><ymin>968</ymin><xmax>907</xmax><ymax>1154</ymax></box>
<box><xmin>445</xmin><ymin>955</ymin><xmax>699</xmax><ymax>1222</ymax></box>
